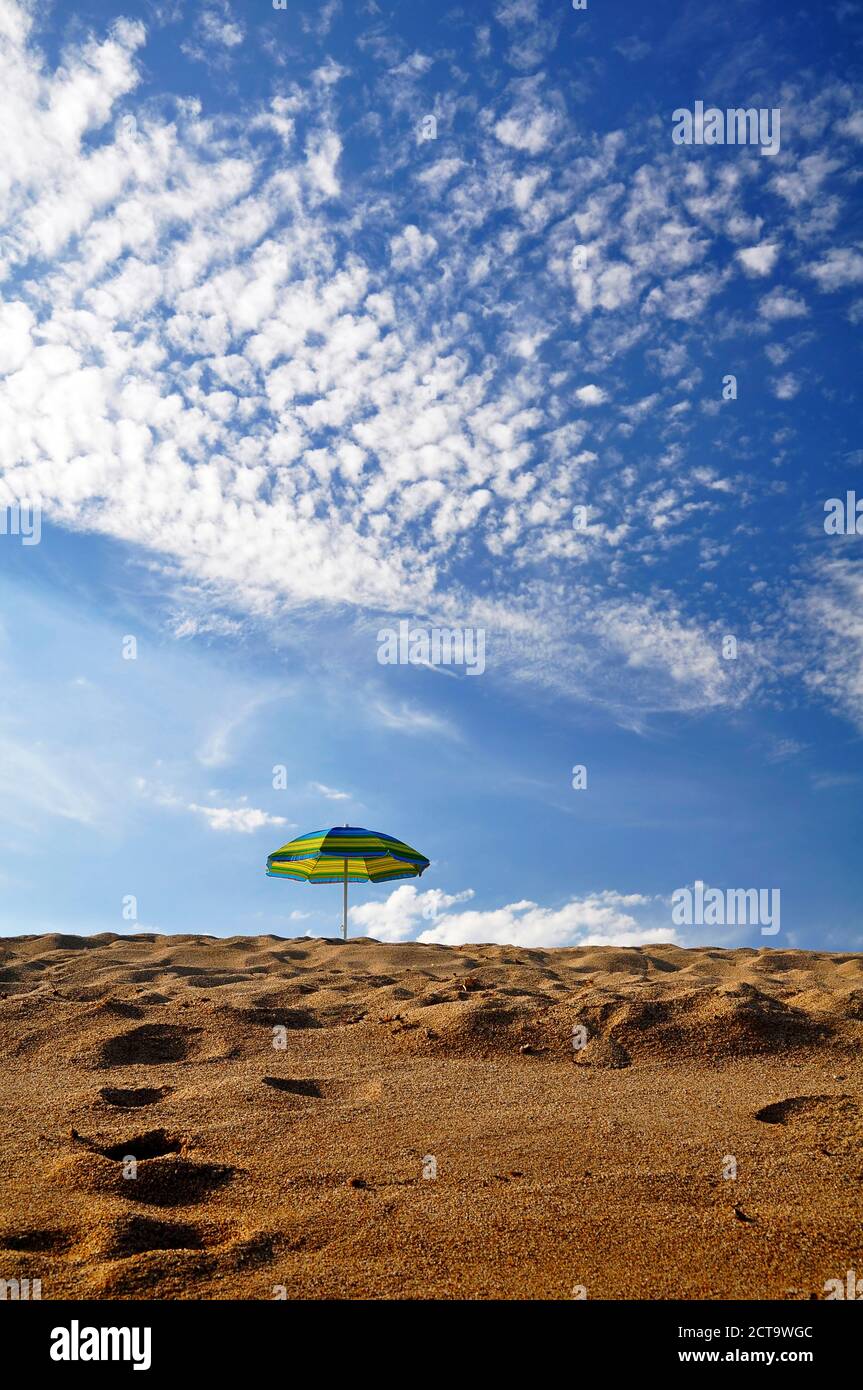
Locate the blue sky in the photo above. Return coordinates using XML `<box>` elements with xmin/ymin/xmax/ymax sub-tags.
<box><xmin>0</xmin><ymin>0</ymin><xmax>861</xmax><ymax>949</ymax></box>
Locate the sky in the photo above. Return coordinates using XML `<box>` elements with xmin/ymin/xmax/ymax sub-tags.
<box><xmin>0</xmin><ymin>0</ymin><xmax>861</xmax><ymax>950</ymax></box>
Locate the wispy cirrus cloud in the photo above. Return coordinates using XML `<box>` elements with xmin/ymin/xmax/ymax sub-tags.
<box><xmin>371</xmin><ymin>700</ymin><xmax>458</xmax><ymax>739</ymax></box>
<box><xmin>308</xmin><ymin>781</ymin><xmax>351</xmax><ymax>801</ymax></box>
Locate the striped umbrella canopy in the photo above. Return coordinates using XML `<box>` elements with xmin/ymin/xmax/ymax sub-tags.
<box><xmin>266</xmin><ymin>825</ymin><xmax>430</xmax><ymax>940</ymax></box>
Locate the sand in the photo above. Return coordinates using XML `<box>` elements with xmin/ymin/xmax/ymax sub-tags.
<box><xmin>0</xmin><ymin>933</ymin><xmax>861</xmax><ymax>1300</ymax></box>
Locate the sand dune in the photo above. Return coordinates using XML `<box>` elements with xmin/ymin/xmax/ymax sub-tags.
<box><xmin>0</xmin><ymin>934</ymin><xmax>861</xmax><ymax>1299</ymax></box>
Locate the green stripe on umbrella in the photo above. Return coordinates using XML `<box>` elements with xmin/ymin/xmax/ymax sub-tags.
<box><xmin>266</xmin><ymin>824</ymin><xmax>430</xmax><ymax>939</ymax></box>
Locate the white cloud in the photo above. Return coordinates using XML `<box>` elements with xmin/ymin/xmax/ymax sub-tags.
<box><xmin>836</xmin><ymin>110</ymin><xmax>863</xmax><ymax>141</ymax></box>
<box><xmin>758</xmin><ymin>287</ymin><xmax>809</xmax><ymax>320</ymax></box>
<box><xmin>0</xmin><ymin>301</ymin><xmax>35</xmax><ymax>373</ymax></box>
<box><xmin>615</xmin><ymin>36</ymin><xmax>650</xmax><ymax>61</ymax></box>
<box><xmin>389</xmin><ymin>224</ymin><xmax>438</xmax><ymax>270</ymax></box>
<box><xmin>372</xmin><ymin>700</ymin><xmax>457</xmax><ymax>738</ymax></box>
<box><xmin>805</xmin><ymin>248</ymin><xmax>863</xmax><ymax>292</ymax></box>
<box><xmin>493</xmin><ymin>82</ymin><xmax>559</xmax><ymax>153</ymax></box>
<box><xmin>136</xmin><ymin>776</ymin><xmax>289</xmax><ymax>833</ymax></box>
<box><xmin>766</xmin><ymin>737</ymin><xmax>806</xmax><ymax>763</ymax></box>
<box><xmin>495</xmin><ymin>0</ymin><xmax>540</xmax><ymax>26</ymax></box>
<box><xmin>574</xmin><ymin>384</ymin><xmax>607</xmax><ymax>406</ymax></box>
<box><xmin>736</xmin><ymin>242</ymin><xmax>779</xmax><ymax>277</ymax></box>
<box><xmin>309</xmin><ymin>781</ymin><xmax>350</xmax><ymax>800</ymax></box>
<box><xmin>811</xmin><ymin>771</ymin><xmax>860</xmax><ymax>791</ymax></box>
<box><xmin>600</xmin><ymin>599</ymin><xmax>743</xmax><ymax>709</ymax></box>
<box><xmin>201</xmin><ymin>7</ymin><xmax>243</xmax><ymax>46</ymax></box>
<box><xmin>305</xmin><ymin>131</ymin><xmax>342</xmax><ymax>198</ymax></box>
<box><xmin>300</xmin><ymin>0</ymin><xmax>341</xmax><ymax>38</ymax></box>
<box><xmin>771</xmin><ymin>372</ymin><xmax>801</xmax><ymax>400</ymax></box>
<box><xmin>801</xmin><ymin>560</ymin><xmax>863</xmax><ymax>731</ymax></box>
<box><xmin>390</xmin><ymin>51</ymin><xmax>432</xmax><ymax>78</ymax></box>
<box><xmin>769</xmin><ymin>153</ymin><xmax>839</xmax><ymax>208</ymax></box>
<box><xmin>188</xmin><ymin>803</ymin><xmax>288</xmax><ymax>833</ymax></box>
<box><xmin>197</xmin><ymin>693</ymin><xmax>280</xmax><ymax>768</ymax></box>
<box><xmin>349</xmin><ymin>883</ymin><xmax>668</xmax><ymax>946</ymax></box>
<box><xmin>416</xmin><ymin>158</ymin><xmax>464</xmax><ymax>191</ymax></box>
<box><xmin>182</xmin><ymin>1</ymin><xmax>244</xmax><ymax>65</ymax></box>
<box><xmin>350</xmin><ymin>883</ymin><xmax>474</xmax><ymax>941</ymax></box>
<box><xmin>494</xmin><ymin>112</ymin><xmax>556</xmax><ymax>153</ymax></box>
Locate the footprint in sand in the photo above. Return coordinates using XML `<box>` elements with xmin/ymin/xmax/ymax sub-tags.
<box><xmin>0</xmin><ymin>1227</ymin><xmax>74</xmax><ymax>1253</ymax></box>
<box><xmin>57</xmin><ymin>1152</ymin><xmax>235</xmax><ymax>1207</ymax></box>
<box><xmin>754</xmin><ymin>1094</ymin><xmax>858</xmax><ymax>1125</ymax></box>
<box><xmin>99</xmin><ymin>1023</ymin><xmax>200</xmax><ymax>1066</ymax></box>
<box><xmin>753</xmin><ymin>1094</ymin><xmax>863</xmax><ymax>1157</ymax></box>
<box><xmin>54</xmin><ymin>1128</ymin><xmax>235</xmax><ymax>1207</ymax></box>
<box><xmin>2</xmin><ymin>1215</ymin><xmax>219</xmax><ymax>1265</ymax></box>
<box><xmin>81</xmin><ymin>1213</ymin><xmax>213</xmax><ymax>1259</ymax></box>
<box><xmin>260</xmin><ymin>1075</ymin><xmax>382</xmax><ymax>1104</ymax></box>
<box><xmin>262</xmin><ymin>1077</ymin><xmax>323</xmax><ymax>1097</ymax></box>
<box><xmin>90</xmin><ymin>1128</ymin><xmax>184</xmax><ymax>1160</ymax></box>
<box><xmin>84</xmin><ymin>1213</ymin><xmax>275</xmax><ymax>1262</ymax></box>
<box><xmin>87</xmin><ymin>1223</ymin><xmax>279</xmax><ymax>1297</ymax></box>
<box><xmin>99</xmin><ymin>1086</ymin><xmax>172</xmax><ymax>1108</ymax></box>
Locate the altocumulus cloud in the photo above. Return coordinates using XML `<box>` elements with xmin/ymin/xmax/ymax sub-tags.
<box><xmin>0</xmin><ymin>1</ymin><xmax>860</xmax><ymax>732</ymax></box>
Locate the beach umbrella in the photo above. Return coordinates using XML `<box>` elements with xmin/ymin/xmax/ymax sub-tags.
<box><xmin>266</xmin><ymin>825</ymin><xmax>430</xmax><ymax>940</ymax></box>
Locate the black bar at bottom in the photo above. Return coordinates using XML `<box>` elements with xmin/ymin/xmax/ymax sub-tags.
<box><xmin>5</xmin><ymin>1297</ymin><xmax>857</xmax><ymax>1376</ymax></box>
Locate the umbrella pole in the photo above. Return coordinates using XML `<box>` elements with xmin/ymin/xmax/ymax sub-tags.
<box><xmin>342</xmin><ymin>859</ymin><xmax>348</xmax><ymax>940</ymax></box>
